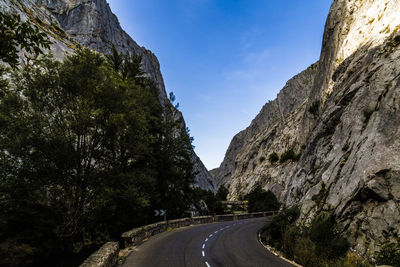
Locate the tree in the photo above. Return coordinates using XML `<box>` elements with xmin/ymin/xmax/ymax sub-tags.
<box><xmin>245</xmin><ymin>185</ymin><xmax>280</xmax><ymax>212</ymax></box>
<box><xmin>106</xmin><ymin>44</ymin><xmax>144</xmax><ymax>81</ymax></box>
<box><xmin>0</xmin><ymin>49</ymin><xmax>160</xmax><ymax>265</ymax></box>
<box><xmin>216</xmin><ymin>186</ymin><xmax>229</xmax><ymax>201</ymax></box>
<box><xmin>152</xmin><ymin>92</ymin><xmax>196</xmax><ymax>219</ymax></box>
<box><xmin>0</xmin><ymin>11</ymin><xmax>51</xmax><ymax>68</ymax></box>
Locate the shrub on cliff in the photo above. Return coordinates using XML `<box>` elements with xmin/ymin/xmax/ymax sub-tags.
<box><xmin>268</xmin><ymin>152</ymin><xmax>279</xmax><ymax>163</ymax></box>
<box><xmin>375</xmin><ymin>238</ymin><xmax>400</xmax><ymax>266</ymax></box>
<box><xmin>260</xmin><ymin>206</ymin><xmax>300</xmax><ymax>249</ymax></box>
<box><xmin>279</xmin><ymin>149</ymin><xmax>301</xmax><ymax>163</ymax></box>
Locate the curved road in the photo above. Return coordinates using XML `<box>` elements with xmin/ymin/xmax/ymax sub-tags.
<box><xmin>122</xmin><ymin>217</ymin><xmax>293</xmax><ymax>267</ymax></box>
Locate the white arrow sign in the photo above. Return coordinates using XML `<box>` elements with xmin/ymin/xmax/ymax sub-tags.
<box><xmin>154</xmin><ymin>209</ymin><xmax>166</xmax><ymax>216</ymax></box>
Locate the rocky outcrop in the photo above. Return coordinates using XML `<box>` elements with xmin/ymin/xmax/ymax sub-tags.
<box><xmin>0</xmin><ymin>0</ymin><xmax>214</xmax><ymax>191</ymax></box>
<box><xmin>214</xmin><ymin>62</ymin><xmax>318</xmax><ymax>192</ymax></box>
<box><xmin>214</xmin><ymin>0</ymin><xmax>400</xmax><ymax>255</ymax></box>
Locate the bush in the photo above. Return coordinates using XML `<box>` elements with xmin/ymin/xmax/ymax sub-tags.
<box><xmin>294</xmin><ymin>237</ymin><xmax>318</xmax><ymax>267</ymax></box>
<box><xmin>338</xmin><ymin>253</ymin><xmax>372</xmax><ymax>267</ymax></box>
<box><xmin>282</xmin><ymin>224</ymin><xmax>301</xmax><ymax>259</ymax></box>
<box><xmin>279</xmin><ymin>149</ymin><xmax>301</xmax><ymax>163</ymax></box>
<box><xmin>216</xmin><ymin>186</ymin><xmax>229</xmax><ymax>202</ymax></box>
<box><xmin>261</xmin><ymin>210</ymin><xmax>353</xmax><ymax>266</ymax></box>
<box><xmin>245</xmin><ymin>185</ymin><xmax>281</xmax><ymax>213</ymax></box>
<box><xmin>308</xmin><ymin>215</ymin><xmax>350</xmax><ymax>259</ymax></box>
<box><xmin>0</xmin><ymin>239</ymin><xmax>37</xmax><ymax>267</ymax></box>
<box><xmin>268</xmin><ymin>152</ymin><xmax>279</xmax><ymax>163</ymax></box>
<box><xmin>259</xmin><ymin>156</ymin><xmax>266</xmax><ymax>163</ymax></box>
<box><xmin>260</xmin><ymin>206</ymin><xmax>300</xmax><ymax>249</ymax></box>
<box><xmin>375</xmin><ymin>239</ymin><xmax>400</xmax><ymax>266</ymax></box>
<box><xmin>308</xmin><ymin>100</ymin><xmax>320</xmax><ymax>116</ymax></box>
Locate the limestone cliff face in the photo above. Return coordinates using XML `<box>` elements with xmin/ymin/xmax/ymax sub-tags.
<box><xmin>215</xmin><ymin>0</ymin><xmax>400</xmax><ymax>255</ymax></box>
<box><xmin>0</xmin><ymin>0</ymin><xmax>215</xmax><ymax>191</ymax></box>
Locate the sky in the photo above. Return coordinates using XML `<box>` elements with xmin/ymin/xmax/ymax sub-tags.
<box><xmin>108</xmin><ymin>0</ymin><xmax>333</xmax><ymax>170</ymax></box>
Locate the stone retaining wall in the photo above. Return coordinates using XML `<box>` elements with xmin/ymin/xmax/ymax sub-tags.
<box><xmin>191</xmin><ymin>215</ymin><xmax>213</xmax><ymax>225</ymax></box>
<box><xmin>167</xmin><ymin>218</ymin><xmax>191</xmax><ymax>229</ymax></box>
<box><xmin>80</xmin><ymin>242</ymin><xmax>119</xmax><ymax>267</ymax></box>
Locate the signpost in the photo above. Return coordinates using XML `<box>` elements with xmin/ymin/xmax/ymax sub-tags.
<box><xmin>154</xmin><ymin>209</ymin><xmax>166</xmax><ymax>222</ymax></box>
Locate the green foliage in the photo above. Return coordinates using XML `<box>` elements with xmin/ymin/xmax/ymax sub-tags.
<box><xmin>308</xmin><ymin>100</ymin><xmax>320</xmax><ymax>116</ymax></box>
<box><xmin>279</xmin><ymin>149</ymin><xmax>301</xmax><ymax>163</ymax></box>
<box><xmin>261</xmin><ymin>209</ymin><xmax>353</xmax><ymax>267</ymax></box>
<box><xmin>293</xmin><ymin>237</ymin><xmax>318</xmax><ymax>267</ymax></box>
<box><xmin>152</xmin><ymin>91</ymin><xmax>195</xmax><ymax>219</ymax></box>
<box><xmin>332</xmin><ymin>253</ymin><xmax>372</xmax><ymax>267</ymax></box>
<box><xmin>245</xmin><ymin>185</ymin><xmax>280</xmax><ymax>212</ymax></box>
<box><xmin>375</xmin><ymin>238</ymin><xmax>400</xmax><ymax>266</ymax></box>
<box><xmin>260</xmin><ymin>206</ymin><xmax>300</xmax><ymax>249</ymax></box>
<box><xmin>268</xmin><ymin>152</ymin><xmax>279</xmax><ymax>164</ymax></box>
<box><xmin>216</xmin><ymin>186</ymin><xmax>229</xmax><ymax>202</ymax></box>
<box><xmin>0</xmin><ymin>11</ymin><xmax>51</xmax><ymax>68</ymax></box>
<box><xmin>0</xmin><ymin>49</ymin><xmax>196</xmax><ymax>266</ymax></box>
<box><xmin>259</xmin><ymin>156</ymin><xmax>266</xmax><ymax>163</ymax></box>
<box><xmin>308</xmin><ymin>215</ymin><xmax>350</xmax><ymax>259</ymax></box>
<box><xmin>0</xmin><ymin>239</ymin><xmax>37</xmax><ymax>267</ymax></box>
<box><xmin>192</xmin><ymin>186</ymin><xmax>228</xmax><ymax>215</ymax></box>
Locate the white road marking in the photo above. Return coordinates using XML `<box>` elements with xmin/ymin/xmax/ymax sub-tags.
<box><xmin>202</xmin><ymin>244</ymin><xmax>205</xmax><ymax>249</ymax></box>
<box><xmin>209</xmin><ymin>234</ymin><xmax>213</xmax><ymax>238</ymax></box>
<box><xmin>214</xmin><ymin>231</ymin><xmax>218</xmax><ymax>234</ymax></box>
<box><xmin>205</xmin><ymin>261</ymin><xmax>211</xmax><ymax>267</ymax></box>
<box><xmin>205</xmin><ymin>238</ymin><xmax>208</xmax><ymax>242</ymax></box>
<box><xmin>202</xmin><ymin>250</ymin><xmax>205</xmax><ymax>257</ymax></box>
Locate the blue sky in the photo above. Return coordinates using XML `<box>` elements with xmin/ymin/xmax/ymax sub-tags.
<box><xmin>108</xmin><ymin>0</ymin><xmax>333</xmax><ymax>170</ymax></box>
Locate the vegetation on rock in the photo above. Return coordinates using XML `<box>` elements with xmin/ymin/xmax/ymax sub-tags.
<box><xmin>268</xmin><ymin>152</ymin><xmax>279</xmax><ymax>164</ymax></box>
<box><xmin>308</xmin><ymin>100</ymin><xmax>320</xmax><ymax>116</ymax></box>
<box><xmin>279</xmin><ymin>149</ymin><xmax>301</xmax><ymax>163</ymax></box>
<box><xmin>0</xmin><ymin>12</ymin><xmax>51</xmax><ymax>68</ymax></box>
<box><xmin>375</xmin><ymin>238</ymin><xmax>400</xmax><ymax>266</ymax></box>
<box><xmin>260</xmin><ymin>208</ymin><xmax>371</xmax><ymax>267</ymax></box>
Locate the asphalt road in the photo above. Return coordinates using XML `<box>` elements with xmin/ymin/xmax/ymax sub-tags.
<box><xmin>122</xmin><ymin>217</ymin><xmax>294</xmax><ymax>267</ymax></box>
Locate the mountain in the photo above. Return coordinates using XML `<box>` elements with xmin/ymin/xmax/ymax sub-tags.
<box><xmin>214</xmin><ymin>0</ymin><xmax>400</xmax><ymax>255</ymax></box>
<box><xmin>0</xmin><ymin>0</ymin><xmax>215</xmax><ymax>191</ymax></box>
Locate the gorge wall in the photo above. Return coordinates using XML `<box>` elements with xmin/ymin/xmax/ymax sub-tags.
<box><xmin>0</xmin><ymin>0</ymin><xmax>215</xmax><ymax>191</ymax></box>
<box><xmin>214</xmin><ymin>0</ymin><xmax>400</xmax><ymax>256</ymax></box>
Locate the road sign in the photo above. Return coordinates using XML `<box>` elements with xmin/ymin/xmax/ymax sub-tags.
<box><xmin>154</xmin><ymin>209</ymin><xmax>166</xmax><ymax>217</ymax></box>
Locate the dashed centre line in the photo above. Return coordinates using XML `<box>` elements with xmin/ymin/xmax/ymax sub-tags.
<box><xmin>201</xmin><ymin>221</ymin><xmax>249</xmax><ymax>267</ymax></box>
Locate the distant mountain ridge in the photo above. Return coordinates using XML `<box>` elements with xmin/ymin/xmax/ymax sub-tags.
<box><xmin>0</xmin><ymin>0</ymin><xmax>215</xmax><ymax>191</ymax></box>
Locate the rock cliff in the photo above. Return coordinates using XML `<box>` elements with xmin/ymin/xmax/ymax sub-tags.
<box><xmin>214</xmin><ymin>0</ymin><xmax>400</xmax><ymax>255</ymax></box>
<box><xmin>0</xmin><ymin>0</ymin><xmax>215</xmax><ymax>191</ymax></box>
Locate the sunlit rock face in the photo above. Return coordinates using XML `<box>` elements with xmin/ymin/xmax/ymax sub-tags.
<box><xmin>0</xmin><ymin>0</ymin><xmax>215</xmax><ymax>192</ymax></box>
<box><xmin>214</xmin><ymin>0</ymin><xmax>400</xmax><ymax>255</ymax></box>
